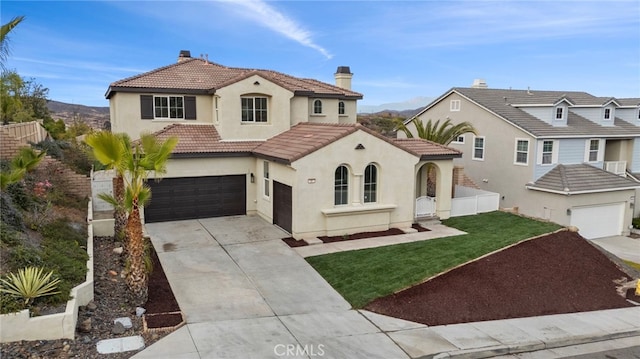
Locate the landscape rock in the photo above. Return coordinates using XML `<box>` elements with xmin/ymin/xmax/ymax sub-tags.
<box><xmin>82</xmin><ymin>336</ymin><xmax>92</xmax><ymax>344</ymax></box>
<box><xmin>113</xmin><ymin>247</ymin><xmax>123</xmax><ymax>255</ymax></box>
<box><xmin>78</xmin><ymin>318</ymin><xmax>92</xmax><ymax>333</ymax></box>
<box><xmin>86</xmin><ymin>301</ymin><xmax>97</xmax><ymax>311</ymax></box>
<box><xmin>136</xmin><ymin>307</ymin><xmax>146</xmax><ymax>317</ymax></box>
<box><xmin>108</xmin><ymin>270</ymin><xmax>118</xmax><ymax>276</ymax></box>
<box><xmin>112</xmin><ymin>321</ymin><xmax>126</xmax><ymax>335</ymax></box>
<box><xmin>115</xmin><ymin>316</ymin><xmax>133</xmax><ymax>329</ymax></box>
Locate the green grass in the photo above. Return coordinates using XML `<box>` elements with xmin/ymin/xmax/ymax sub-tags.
<box><xmin>306</xmin><ymin>211</ymin><xmax>562</xmax><ymax>308</ymax></box>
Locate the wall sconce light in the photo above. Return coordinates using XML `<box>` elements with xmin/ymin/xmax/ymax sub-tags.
<box><xmin>307</xmin><ymin>178</ymin><xmax>316</xmax><ymax>184</ymax></box>
<box><xmin>566</xmin><ymin>208</ymin><xmax>571</xmax><ymax>216</ymax></box>
<box><xmin>250</xmin><ymin>173</ymin><xmax>255</xmax><ymax>183</ymax></box>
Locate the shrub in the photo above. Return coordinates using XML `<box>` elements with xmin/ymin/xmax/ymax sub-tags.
<box><xmin>0</xmin><ymin>222</ymin><xmax>23</xmax><ymax>247</ymax></box>
<box><xmin>8</xmin><ymin>245</ymin><xmax>43</xmax><ymax>270</ymax></box>
<box><xmin>0</xmin><ymin>267</ymin><xmax>61</xmax><ymax>306</ymax></box>
<box><xmin>0</xmin><ymin>192</ymin><xmax>25</xmax><ymax>232</ymax></box>
<box><xmin>633</xmin><ymin>217</ymin><xmax>640</xmax><ymax>230</ymax></box>
<box><xmin>0</xmin><ymin>291</ymin><xmax>24</xmax><ymax>314</ymax></box>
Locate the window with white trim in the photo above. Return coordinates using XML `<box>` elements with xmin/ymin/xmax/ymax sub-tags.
<box><xmin>334</xmin><ymin>166</ymin><xmax>349</xmax><ymax>205</ymax></box>
<box><xmin>587</xmin><ymin>139</ymin><xmax>600</xmax><ymax>162</ymax></box>
<box><xmin>363</xmin><ymin>164</ymin><xmax>378</xmax><ymax>203</ymax></box>
<box><xmin>514</xmin><ymin>139</ymin><xmax>529</xmax><ymax>165</ymax></box>
<box><xmin>338</xmin><ymin>101</ymin><xmax>345</xmax><ymax>115</ymax></box>
<box><xmin>603</xmin><ymin>108</ymin><xmax>611</xmax><ymax>120</ymax></box>
<box><xmin>473</xmin><ymin>136</ymin><xmax>485</xmax><ymax>160</ymax></box>
<box><xmin>313</xmin><ymin>99</ymin><xmax>323</xmax><ymax>114</ymax></box>
<box><xmin>154</xmin><ymin>96</ymin><xmax>184</xmax><ymax>119</ymax></box>
<box><xmin>541</xmin><ymin>140</ymin><xmax>554</xmax><ymax>164</ymax></box>
<box><xmin>241</xmin><ymin>96</ymin><xmax>268</xmax><ymax>122</ymax></box>
<box><xmin>452</xmin><ymin>135</ymin><xmax>465</xmax><ymax>144</ymax></box>
<box><xmin>263</xmin><ymin>161</ymin><xmax>270</xmax><ymax>198</ymax></box>
<box><xmin>450</xmin><ymin>100</ymin><xmax>461</xmax><ymax>111</ymax></box>
<box><xmin>555</xmin><ymin>107</ymin><xmax>564</xmax><ymax>120</ymax></box>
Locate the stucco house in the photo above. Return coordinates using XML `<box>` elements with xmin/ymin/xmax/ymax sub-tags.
<box><xmin>403</xmin><ymin>84</ymin><xmax>640</xmax><ymax>239</ymax></box>
<box><xmin>105</xmin><ymin>50</ymin><xmax>461</xmax><ymax>239</ymax></box>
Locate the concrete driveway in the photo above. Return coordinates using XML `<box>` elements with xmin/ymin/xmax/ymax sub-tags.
<box><xmin>133</xmin><ymin>216</ymin><xmax>411</xmax><ymax>359</ymax></box>
<box><xmin>590</xmin><ymin>235</ymin><xmax>640</xmax><ymax>263</ymax></box>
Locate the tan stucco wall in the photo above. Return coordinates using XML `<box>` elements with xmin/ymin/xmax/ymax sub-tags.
<box><xmin>214</xmin><ymin>75</ymin><xmax>294</xmax><ymax>140</ymax></box>
<box><xmin>110</xmin><ymin>93</ymin><xmax>214</xmax><ymax>140</ymax></box>
<box><xmin>413</xmin><ymin>92</ymin><xmax>535</xmax><ymax>210</ymax></box>
<box><xmin>274</xmin><ymin>130</ymin><xmax>450</xmax><ymax>238</ymax></box>
<box><xmin>518</xmin><ymin>188</ymin><xmax>635</xmax><ymax>234</ymax></box>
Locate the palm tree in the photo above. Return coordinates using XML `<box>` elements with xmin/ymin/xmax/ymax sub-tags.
<box><xmin>395</xmin><ymin>117</ymin><xmax>477</xmax><ymax>145</ymax></box>
<box><xmin>396</xmin><ymin>117</ymin><xmax>478</xmax><ymax>197</ymax></box>
<box><xmin>0</xmin><ymin>147</ymin><xmax>45</xmax><ymax>190</ymax></box>
<box><xmin>1</xmin><ymin>16</ymin><xmax>25</xmax><ymax>71</ymax></box>
<box><xmin>88</xmin><ymin>132</ymin><xmax>177</xmax><ymax>305</ymax></box>
<box><xmin>85</xmin><ymin>132</ymin><xmax>129</xmax><ymax>243</ymax></box>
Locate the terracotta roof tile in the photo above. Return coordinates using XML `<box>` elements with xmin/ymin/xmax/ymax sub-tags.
<box><xmin>151</xmin><ymin>124</ymin><xmax>262</xmax><ymax>155</ymax></box>
<box><xmin>253</xmin><ymin>123</ymin><xmax>461</xmax><ymax>164</ymax></box>
<box><xmin>107</xmin><ymin>58</ymin><xmax>362</xmax><ymax>99</ymax></box>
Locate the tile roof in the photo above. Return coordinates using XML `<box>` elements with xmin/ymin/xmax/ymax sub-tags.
<box><xmin>106</xmin><ymin>58</ymin><xmax>362</xmax><ymax>99</ymax></box>
<box><xmin>527</xmin><ymin>164</ymin><xmax>639</xmax><ymax>194</ymax></box>
<box><xmin>252</xmin><ymin>122</ymin><xmax>461</xmax><ymax>164</ymax></box>
<box><xmin>444</xmin><ymin>88</ymin><xmax>640</xmax><ymax>138</ymax></box>
<box><xmin>151</xmin><ymin>124</ymin><xmax>262</xmax><ymax>156</ymax></box>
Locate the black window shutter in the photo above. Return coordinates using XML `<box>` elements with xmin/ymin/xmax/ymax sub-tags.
<box><xmin>184</xmin><ymin>96</ymin><xmax>196</xmax><ymax>120</ymax></box>
<box><xmin>140</xmin><ymin>95</ymin><xmax>154</xmax><ymax>120</ymax></box>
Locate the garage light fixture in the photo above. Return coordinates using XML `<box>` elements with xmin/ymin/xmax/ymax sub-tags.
<box><xmin>566</xmin><ymin>208</ymin><xmax>571</xmax><ymax>216</ymax></box>
<box><xmin>250</xmin><ymin>173</ymin><xmax>255</xmax><ymax>183</ymax></box>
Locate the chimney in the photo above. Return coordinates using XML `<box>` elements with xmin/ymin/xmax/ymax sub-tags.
<box><xmin>178</xmin><ymin>50</ymin><xmax>192</xmax><ymax>63</ymax></box>
<box><xmin>335</xmin><ymin>66</ymin><xmax>353</xmax><ymax>90</ymax></box>
<box><xmin>471</xmin><ymin>78</ymin><xmax>488</xmax><ymax>88</ymax></box>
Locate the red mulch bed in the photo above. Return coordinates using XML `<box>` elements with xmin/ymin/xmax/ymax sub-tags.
<box><xmin>282</xmin><ymin>237</ymin><xmax>309</xmax><ymax>247</ymax></box>
<box><xmin>412</xmin><ymin>223</ymin><xmax>430</xmax><ymax>232</ymax></box>
<box><xmin>365</xmin><ymin>231</ymin><xmax>639</xmax><ymax>326</ymax></box>
<box><xmin>145</xmin><ymin>247</ymin><xmax>182</xmax><ymax>328</ymax></box>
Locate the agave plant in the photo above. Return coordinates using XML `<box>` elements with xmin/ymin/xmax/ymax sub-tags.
<box><xmin>0</xmin><ymin>266</ymin><xmax>61</xmax><ymax>305</ymax></box>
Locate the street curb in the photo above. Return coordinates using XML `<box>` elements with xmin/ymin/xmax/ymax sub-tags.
<box><xmin>428</xmin><ymin>328</ymin><xmax>640</xmax><ymax>359</ymax></box>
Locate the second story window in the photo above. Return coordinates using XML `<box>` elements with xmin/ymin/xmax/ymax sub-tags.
<box><xmin>555</xmin><ymin>107</ymin><xmax>564</xmax><ymax>120</ymax></box>
<box><xmin>155</xmin><ymin>96</ymin><xmax>184</xmax><ymax>119</ymax></box>
<box><xmin>473</xmin><ymin>136</ymin><xmax>485</xmax><ymax>160</ymax></box>
<box><xmin>542</xmin><ymin>140</ymin><xmax>554</xmax><ymax>164</ymax></box>
<box><xmin>515</xmin><ymin>139</ymin><xmax>529</xmax><ymax>165</ymax></box>
<box><xmin>450</xmin><ymin>100</ymin><xmax>461</xmax><ymax>111</ymax></box>
<box><xmin>603</xmin><ymin>108</ymin><xmax>611</xmax><ymax>120</ymax></box>
<box><xmin>313</xmin><ymin>99</ymin><xmax>323</xmax><ymax>114</ymax></box>
<box><xmin>338</xmin><ymin>101</ymin><xmax>345</xmax><ymax>115</ymax></box>
<box><xmin>241</xmin><ymin>96</ymin><xmax>268</xmax><ymax>123</ymax></box>
<box><xmin>588</xmin><ymin>139</ymin><xmax>600</xmax><ymax>162</ymax></box>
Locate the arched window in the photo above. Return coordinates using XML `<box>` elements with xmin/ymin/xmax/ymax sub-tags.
<box><xmin>334</xmin><ymin>166</ymin><xmax>349</xmax><ymax>205</ymax></box>
<box><xmin>313</xmin><ymin>99</ymin><xmax>323</xmax><ymax>114</ymax></box>
<box><xmin>338</xmin><ymin>101</ymin><xmax>345</xmax><ymax>115</ymax></box>
<box><xmin>363</xmin><ymin>164</ymin><xmax>377</xmax><ymax>203</ymax></box>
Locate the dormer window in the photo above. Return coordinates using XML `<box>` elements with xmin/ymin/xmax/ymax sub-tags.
<box><xmin>603</xmin><ymin>108</ymin><xmax>611</xmax><ymax>120</ymax></box>
<box><xmin>555</xmin><ymin>107</ymin><xmax>564</xmax><ymax>120</ymax></box>
<box><xmin>313</xmin><ymin>99</ymin><xmax>323</xmax><ymax>114</ymax></box>
<box><xmin>338</xmin><ymin>101</ymin><xmax>345</xmax><ymax>115</ymax></box>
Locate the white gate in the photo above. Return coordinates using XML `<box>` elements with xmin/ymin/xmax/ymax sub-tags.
<box><xmin>416</xmin><ymin>196</ymin><xmax>436</xmax><ymax>217</ymax></box>
<box><xmin>91</xmin><ymin>169</ymin><xmax>115</xmax><ymax>212</ymax></box>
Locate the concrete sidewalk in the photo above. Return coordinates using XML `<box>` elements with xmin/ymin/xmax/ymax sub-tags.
<box><xmin>133</xmin><ymin>216</ymin><xmax>640</xmax><ymax>358</ymax></box>
<box><xmin>590</xmin><ymin>235</ymin><xmax>640</xmax><ymax>263</ymax></box>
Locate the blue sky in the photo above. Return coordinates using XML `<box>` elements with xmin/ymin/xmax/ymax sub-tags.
<box><xmin>3</xmin><ymin>0</ymin><xmax>640</xmax><ymax>111</ymax></box>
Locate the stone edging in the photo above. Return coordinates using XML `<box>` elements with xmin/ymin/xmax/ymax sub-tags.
<box><xmin>0</xmin><ymin>201</ymin><xmax>95</xmax><ymax>343</ymax></box>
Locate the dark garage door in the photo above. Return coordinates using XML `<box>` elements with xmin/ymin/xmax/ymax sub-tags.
<box><xmin>145</xmin><ymin>175</ymin><xmax>246</xmax><ymax>223</ymax></box>
<box><xmin>273</xmin><ymin>181</ymin><xmax>292</xmax><ymax>233</ymax></box>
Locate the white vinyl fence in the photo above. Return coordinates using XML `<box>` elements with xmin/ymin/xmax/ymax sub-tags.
<box><xmin>450</xmin><ymin>185</ymin><xmax>499</xmax><ymax>217</ymax></box>
<box><xmin>91</xmin><ymin>169</ymin><xmax>115</xmax><ymax>212</ymax></box>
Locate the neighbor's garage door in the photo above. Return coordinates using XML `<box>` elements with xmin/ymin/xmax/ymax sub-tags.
<box><xmin>145</xmin><ymin>175</ymin><xmax>246</xmax><ymax>223</ymax></box>
<box><xmin>570</xmin><ymin>203</ymin><xmax>624</xmax><ymax>239</ymax></box>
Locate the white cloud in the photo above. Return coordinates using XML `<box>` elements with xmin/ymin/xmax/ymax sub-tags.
<box><xmin>220</xmin><ymin>0</ymin><xmax>332</xmax><ymax>59</ymax></box>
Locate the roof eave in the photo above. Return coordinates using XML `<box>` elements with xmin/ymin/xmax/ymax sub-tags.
<box><xmin>252</xmin><ymin>153</ymin><xmax>292</xmax><ymax>165</ymax></box>
<box><xmin>420</xmin><ymin>153</ymin><xmax>463</xmax><ymax>161</ymax></box>
<box><xmin>293</xmin><ymin>90</ymin><xmax>363</xmax><ymax>100</ymax></box>
<box><xmin>170</xmin><ymin>151</ymin><xmax>254</xmax><ymax>159</ymax></box>
<box><xmin>106</xmin><ymin>86</ymin><xmax>215</xmax><ymax>99</ymax></box>
<box><xmin>526</xmin><ymin>184</ymin><xmax>639</xmax><ymax>195</ymax></box>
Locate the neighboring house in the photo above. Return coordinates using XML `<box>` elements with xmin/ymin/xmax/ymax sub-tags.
<box><xmin>404</xmin><ymin>85</ymin><xmax>640</xmax><ymax>239</ymax></box>
<box><xmin>105</xmin><ymin>51</ymin><xmax>461</xmax><ymax>239</ymax></box>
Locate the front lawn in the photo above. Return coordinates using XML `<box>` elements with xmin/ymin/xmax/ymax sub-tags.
<box><xmin>306</xmin><ymin>211</ymin><xmax>562</xmax><ymax>308</ymax></box>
